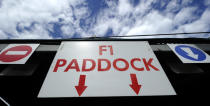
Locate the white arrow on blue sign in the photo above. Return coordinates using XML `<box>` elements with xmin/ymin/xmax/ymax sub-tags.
<box><xmin>167</xmin><ymin>44</ymin><xmax>210</xmax><ymax>63</ymax></box>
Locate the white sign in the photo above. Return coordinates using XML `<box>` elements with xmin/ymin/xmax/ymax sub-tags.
<box><xmin>167</xmin><ymin>44</ymin><xmax>210</xmax><ymax>63</ymax></box>
<box><xmin>38</xmin><ymin>41</ymin><xmax>176</xmax><ymax>97</ymax></box>
<box><xmin>0</xmin><ymin>44</ymin><xmax>39</xmax><ymax>64</ymax></box>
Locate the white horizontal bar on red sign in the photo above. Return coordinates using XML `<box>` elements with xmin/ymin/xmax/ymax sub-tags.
<box><xmin>5</xmin><ymin>51</ymin><xmax>28</xmax><ymax>55</ymax></box>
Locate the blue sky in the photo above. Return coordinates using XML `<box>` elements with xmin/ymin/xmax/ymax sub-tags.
<box><xmin>0</xmin><ymin>0</ymin><xmax>210</xmax><ymax>39</ymax></box>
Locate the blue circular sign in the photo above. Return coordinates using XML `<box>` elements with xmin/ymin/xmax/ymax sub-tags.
<box><xmin>175</xmin><ymin>45</ymin><xmax>206</xmax><ymax>61</ymax></box>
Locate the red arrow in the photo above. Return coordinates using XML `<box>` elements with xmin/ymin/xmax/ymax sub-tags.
<box><xmin>129</xmin><ymin>73</ymin><xmax>142</xmax><ymax>95</ymax></box>
<box><xmin>75</xmin><ymin>75</ymin><xmax>87</xmax><ymax>96</ymax></box>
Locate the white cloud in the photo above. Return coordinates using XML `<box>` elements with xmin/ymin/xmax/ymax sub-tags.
<box><xmin>127</xmin><ymin>11</ymin><xmax>173</xmax><ymax>35</ymax></box>
<box><xmin>87</xmin><ymin>0</ymin><xmax>210</xmax><ymax>38</ymax></box>
<box><xmin>0</xmin><ymin>0</ymin><xmax>88</xmax><ymax>39</ymax></box>
<box><xmin>204</xmin><ymin>0</ymin><xmax>210</xmax><ymax>6</ymax></box>
<box><xmin>181</xmin><ymin>0</ymin><xmax>193</xmax><ymax>6</ymax></box>
<box><xmin>0</xmin><ymin>0</ymin><xmax>210</xmax><ymax>39</ymax></box>
<box><xmin>13</xmin><ymin>23</ymin><xmax>53</xmax><ymax>39</ymax></box>
<box><xmin>90</xmin><ymin>0</ymin><xmax>154</xmax><ymax>37</ymax></box>
<box><xmin>175</xmin><ymin>9</ymin><xmax>210</xmax><ymax>33</ymax></box>
<box><xmin>74</xmin><ymin>5</ymin><xmax>90</xmax><ymax>19</ymax></box>
<box><xmin>0</xmin><ymin>30</ymin><xmax>8</xmax><ymax>39</ymax></box>
<box><xmin>174</xmin><ymin>7</ymin><xmax>198</xmax><ymax>26</ymax></box>
<box><xmin>118</xmin><ymin>0</ymin><xmax>133</xmax><ymax>16</ymax></box>
<box><xmin>61</xmin><ymin>24</ymin><xmax>75</xmax><ymax>38</ymax></box>
<box><xmin>166</xmin><ymin>0</ymin><xmax>181</xmax><ymax>13</ymax></box>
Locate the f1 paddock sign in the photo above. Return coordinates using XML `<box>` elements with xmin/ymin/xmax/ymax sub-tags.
<box><xmin>0</xmin><ymin>44</ymin><xmax>39</xmax><ymax>64</ymax></box>
<box><xmin>167</xmin><ymin>44</ymin><xmax>210</xmax><ymax>63</ymax></box>
<box><xmin>38</xmin><ymin>41</ymin><xmax>176</xmax><ymax>97</ymax></box>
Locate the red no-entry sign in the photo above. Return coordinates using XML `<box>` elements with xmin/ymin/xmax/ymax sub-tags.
<box><xmin>0</xmin><ymin>44</ymin><xmax>39</xmax><ymax>64</ymax></box>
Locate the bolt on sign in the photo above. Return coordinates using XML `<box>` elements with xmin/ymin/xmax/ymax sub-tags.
<box><xmin>0</xmin><ymin>44</ymin><xmax>39</xmax><ymax>64</ymax></box>
<box><xmin>38</xmin><ymin>41</ymin><xmax>176</xmax><ymax>97</ymax></box>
